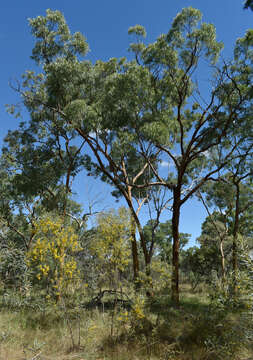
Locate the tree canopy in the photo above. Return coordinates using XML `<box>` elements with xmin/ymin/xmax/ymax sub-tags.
<box><xmin>1</xmin><ymin>7</ymin><xmax>253</xmax><ymax>307</ymax></box>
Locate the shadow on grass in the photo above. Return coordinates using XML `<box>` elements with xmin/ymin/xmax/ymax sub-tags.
<box><xmin>148</xmin><ymin>292</ymin><xmax>210</xmax><ymax>319</ymax></box>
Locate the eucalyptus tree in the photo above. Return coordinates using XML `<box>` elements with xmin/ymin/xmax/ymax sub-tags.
<box><xmin>0</xmin><ymin>129</ymin><xmax>87</xmax><ymax>289</ymax></box>
<box><xmin>0</xmin><ymin>110</ymin><xmax>86</xmax><ymax>251</ymax></box>
<box><xmin>200</xmin><ymin>28</ymin><xmax>253</xmax><ymax>290</ymax></box>
<box><xmin>196</xmin><ymin>209</ymin><xmax>232</xmax><ymax>280</ymax></box>
<box><xmin>10</xmin><ymin>8</ymin><xmax>252</xmax><ymax>306</ymax></box>
<box><xmin>181</xmin><ymin>245</ymin><xmax>221</xmax><ymax>289</ymax></box>
<box><xmin>143</xmin><ymin>219</ymin><xmax>190</xmax><ymax>265</ymax></box>
<box><xmin>126</xmin><ymin>7</ymin><xmax>252</xmax><ymax>305</ymax></box>
<box><xmin>8</xmin><ymin>10</ymin><xmax>161</xmax><ymax>283</ymax></box>
<box><xmin>203</xmin><ymin>168</ymin><xmax>253</xmax><ymax>291</ymax></box>
<box><xmin>0</xmin><ymin>152</ymin><xmax>84</xmax><ymax>253</ymax></box>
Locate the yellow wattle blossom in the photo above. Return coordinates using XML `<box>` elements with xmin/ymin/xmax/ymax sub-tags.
<box><xmin>90</xmin><ymin>208</ymin><xmax>131</xmax><ymax>277</ymax></box>
<box><xmin>26</xmin><ymin>215</ymin><xmax>82</xmax><ymax>301</ymax></box>
<box><xmin>132</xmin><ymin>296</ymin><xmax>145</xmax><ymax>319</ymax></box>
<box><xmin>117</xmin><ymin>310</ymin><xmax>129</xmax><ymax>323</ymax></box>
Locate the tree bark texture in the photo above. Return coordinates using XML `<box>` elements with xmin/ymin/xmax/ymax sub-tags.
<box><xmin>171</xmin><ymin>188</ymin><xmax>181</xmax><ymax>307</ymax></box>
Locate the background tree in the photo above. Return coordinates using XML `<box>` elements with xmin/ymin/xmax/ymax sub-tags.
<box><xmin>8</xmin><ymin>8</ymin><xmax>252</xmax><ymax>308</ymax></box>
<box><xmin>181</xmin><ymin>245</ymin><xmax>221</xmax><ymax>290</ymax></box>
<box><xmin>9</xmin><ymin>9</ymin><xmax>162</xmax><ymax>284</ymax></box>
<box><xmin>196</xmin><ymin>210</ymin><xmax>232</xmax><ymax>281</ymax></box>
<box><xmin>203</xmin><ymin>174</ymin><xmax>253</xmax><ymax>291</ymax></box>
<box><xmin>0</xmin><ymin>125</ymin><xmax>86</xmax><ymax>291</ymax></box>
<box><xmin>127</xmin><ymin>7</ymin><xmax>251</xmax><ymax>305</ymax></box>
<box><xmin>143</xmin><ymin>219</ymin><xmax>190</xmax><ymax>265</ymax></box>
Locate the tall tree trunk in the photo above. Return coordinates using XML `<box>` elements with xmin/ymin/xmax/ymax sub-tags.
<box><xmin>125</xmin><ymin>197</ymin><xmax>149</xmax><ymax>273</ymax></box>
<box><xmin>130</xmin><ymin>216</ymin><xmax>140</xmax><ymax>283</ymax></box>
<box><xmin>145</xmin><ymin>253</ymin><xmax>154</xmax><ymax>297</ymax></box>
<box><xmin>126</xmin><ymin>199</ymin><xmax>153</xmax><ymax>295</ymax></box>
<box><xmin>220</xmin><ymin>239</ymin><xmax>226</xmax><ymax>281</ymax></box>
<box><xmin>171</xmin><ymin>187</ymin><xmax>181</xmax><ymax>307</ymax></box>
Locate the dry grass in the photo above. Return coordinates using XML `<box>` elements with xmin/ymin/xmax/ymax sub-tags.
<box><xmin>0</xmin><ymin>288</ymin><xmax>252</xmax><ymax>360</ymax></box>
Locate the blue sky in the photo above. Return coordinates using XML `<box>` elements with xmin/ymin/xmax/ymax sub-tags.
<box><xmin>0</xmin><ymin>0</ymin><xmax>252</xmax><ymax>247</ymax></box>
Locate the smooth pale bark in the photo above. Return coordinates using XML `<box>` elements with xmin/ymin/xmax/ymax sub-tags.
<box><xmin>130</xmin><ymin>216</ymin><xmax>140</xmax><ymax>282</ymax></box>
<box><xmin>220</xmin><ymin>240</ymin><xmax>226</xmax><ymax>281</ymax></box>
<box><xmin>198</xmin><ymin>190</ymin><xmax>227</xmax><ymax>282</ymax></box>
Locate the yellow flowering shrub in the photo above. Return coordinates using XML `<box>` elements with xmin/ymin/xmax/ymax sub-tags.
<box><xmin>132</xmin><ymin>295</ymin><xmax>145</xmax><ymax>319</ymax></box>
<box><xmin>151</xmin><ymin>259</ymin><xmax>171</xmax><ymax>291</ymax></box>
<box><xmin>117</xmin><ymin>309</ymin><xmax>129</xmax><ymax>323</ymax></box>
<box><xmin>90</xmin><ymin>207</ymin><xmax>131</xmax><ymax>288</ymax></box>
<box><xmin>26</xmin><ymin>215</ymin><xmax>82</xmax><ymax>300</ymax></box>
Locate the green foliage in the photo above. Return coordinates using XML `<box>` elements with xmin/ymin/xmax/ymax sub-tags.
<box><xmin>181</xmin><ymin>246</ymin><xmax>221</xmax><ymax>286</ymax></box>
<box><xmin>0</xmin><ymin>5</ymin><xmax>253</xmax><ymax>359</ymax></box>
<box><xmin>167</xmin><ymin>7</ymin><xmax>223</xmax><ymax>64</ymax></box>
<box><xmin>244</xmin><ymin>0</ymin><xmax>253</xmax><ymax>10</ymax></box>
<box><xmin>7</xmin><ymin>6</ymin><xmax>252</xmax><ymax>306</ymax></box>
<box><xmin>0</xmin><ymin>244</ymin><xmax>28</xmax><ymax>289</ymax></box>
<box><xmin>29</xmin><ymin>9</ymin><xmax>88</xmax><ymax>65</ymax></box>
<box><xmin>143</xmin><ymin>219</ymin><xmax>190</xmax><ymax>263</ymax></box>
<box><xmin>128</xmin><ymin>24</ymin><xmax>146</xmax><ymax>38</ymax></box>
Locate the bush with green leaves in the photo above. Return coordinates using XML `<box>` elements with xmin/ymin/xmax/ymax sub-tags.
<box><xmin>0</xmin><ymin>243</ymin><xmax>29</xmax><ymax>290</ymax></box>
